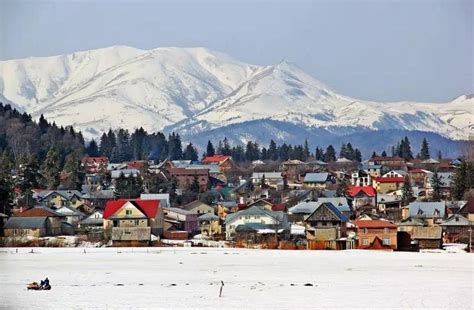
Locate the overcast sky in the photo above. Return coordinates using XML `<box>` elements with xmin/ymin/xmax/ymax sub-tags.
<box><xmin>1</xmin><ymin>0</ymin><xmax>472</xmax><ymax>103</ymax></box>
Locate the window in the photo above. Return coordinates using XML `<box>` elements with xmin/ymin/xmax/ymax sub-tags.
<box><xmin>362</xmin><ymin>239</ymin><xmax>369</xmax><ymax>246</ymax></box>
<box><xmin>364</xmin><ymin>228</ymin><xmax>368</xmax><ymax>234</ymax></box>
<box><xmin>383</xmin><ymin>238</ymin><xmax>391</xmax><ymax>245</ymax></box>
<box><xmin>126</xmin><ymin>210</ymin><xmax>132</xmax><ymax>215</ymax></box>
<box><xmin>135</xmin><ymin>220</ymin><xmax>140</xmax><ymax>225</ymax></box>
<box><xmin>113</xmin><ymin>220</ymin><xmax>118</xmax><ymax>227</ymax></box>
<box><xmin>384</xmin><ymin>228</ymin><xmax>389</xmax><ymax>234</ymax></box>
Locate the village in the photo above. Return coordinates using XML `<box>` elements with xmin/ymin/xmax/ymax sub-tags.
<box><xmin>1</xmin><ymin>151</ymin><xmax>473</xmax><ymax>252</ymax></box>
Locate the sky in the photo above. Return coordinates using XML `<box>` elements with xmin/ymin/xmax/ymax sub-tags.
<box><xmin>0</xmin><ymin>0</ymin><xmax>472</xmax><ymax>103</ymax></box>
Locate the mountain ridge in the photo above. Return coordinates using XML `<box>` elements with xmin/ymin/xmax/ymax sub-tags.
<box><xmin>0</xmin><ymin>45</ymin><xmax>472</xmax><ymax>143</ymax></box>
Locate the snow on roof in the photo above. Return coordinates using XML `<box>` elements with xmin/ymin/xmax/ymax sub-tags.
<box><xmin>408</xmin><ymin>201</ymin><xmax>446</xmax><ymax>218</ymax></box>
<box><xmin>251</xmin><ymin>172</ymin><xmax>282</xmax><ymax>179</ymax></box>
<box><xmin>304</xmin><ymin>173</ymin><xmax>329</xmax><ymax>183</ymax></box>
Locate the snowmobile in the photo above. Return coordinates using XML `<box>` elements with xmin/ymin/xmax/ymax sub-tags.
<box><xmin>27</xmin><ymin>282</ymin><xmax>51</xmax><ymax>290</ymax></box>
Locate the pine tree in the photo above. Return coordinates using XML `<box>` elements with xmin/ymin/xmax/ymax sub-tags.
<box><xmin>268</xmin><ymin>140</ymin><xmax>278</xmax><ymax>161</ymax></box>
<box><xmin>371</xmin><ymin>152</ymin><xmax>378</xmax><ymax>159</ymax></box>
<box><xmin>221</xmin><ymin>137</ymin><xmax>232</xmax><ymax>156</ymax></box>
<box><xmin>303</xmin><ymin>139</ymin><xmax>310</xmax><ymax>161</ymax></box>
<box><xmin>0</xmin><ymin>151</ymin><xmax>13</xmax><ymax>215</ymax></box>
<box><xmin>381</xmin><ymin>150</ymin><xmax>387</xmax><ymax>157</ymax></box>
<box><xmin>339</xmin><ymin>143</ymin><xmax>347</xmax><ymax>159</ymax></box>
<box><xmin>183</xmin><ymin>143</ymin><xmax>199</xmax><ymax>161</ymax></box>
<box><xmin>206</xmin><ymin>141</ymin><xmax>215</xmax><ymax>157</ymax></box>
<box><xmin>188</xmin><ymin>176</ymin><xmax>201</xmax><ymax>193</ymax></box>
<box><xmin>38</xmin><ymin>114</ymin><xmax>49</xmax><ymax>133</ymax></box>
<box><xmin>420</xmin><ymin>138</ymin><xmax>430</xmax><ymax>160</ymax></box>
<box><xmin>324</xmin><ymin>145</ymin><xmax>336</xmax><ymax>162</ymax></box>
<box><xmin>16</xmin><ymin>154</ymin><xmax>42</xmax><ymax>192</ymax></box>
<box><xmin>346</xmin><ymin>143</ymin><xmax>355</xmax><ymax>160</ymax></box>
<box><xmin>336</xmin><ymin>178</ymin><xmax>349</xmax><ymax>197</ymax></box>
<box><xmin>41</xmin><ymin>147</ymin><xmax>61</xmax><ymax>189</ymax></box>
<box><xmin>401</xmin><ymin>175</ymin><xmax>414</xmax><ymax>206</ymax></box>
<box><xmin>354</xmin><ymin>149</ymin><xmax>362</xmax><ymax>162</ymax></box>
<box><xmin>260</xmin><ymin>174</ymin><xmax>266</xmax><ymax>188</ymax></box>
<box><xmin>86</xmin><ymin>139</ymin><xmax>99</xmax><ymax>157</ymax></box>
<box><xmin>430</xmin><ymin>171</ymin><xmax>442</xmax><ymax>201</ymax></box>
<box><xmin>61</xmin><ymin>151</ymin><xmax>84</xmax><ymax>190</ymax></box>
<box><xmin>451</xmin><ymin>161</ymin><xmax>467</xmax><ymax>200</ymax></box>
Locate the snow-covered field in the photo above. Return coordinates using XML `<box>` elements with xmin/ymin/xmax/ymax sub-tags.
<box><xmin>0</xmin><ymin>248</ymin><xmax>472</xmax><ymax>309</ymax></box>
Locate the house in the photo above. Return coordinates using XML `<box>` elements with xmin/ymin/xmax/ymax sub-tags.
<box><xmin>4</xmin><ymin>206</ymin><xmax>65</xmax><ymax>237</ymax></box>
<box><xmin>304</xmin><ymin>202</ymin><xmax>352</xmax><ymax>250</ymax></box>
<box><xmin>81</xmin><ymin>156</ymin><xmax>108</xmax><ymax>174</ymax></box>
<box><xmin>82</xmin><ymin>189</ymin><xmax>115</xmax><ymax>210</ymax></box>
<box><xmin>251</xmin><ymin>172</ymin><xmax>283</xmax><ymax>189</ymax></box>
<box><xmin>247</xmin><ymin>199</ymin><xmax>274</xmax><ymax>210</ymax></box>
<box><xmin>168</xmin><ymin>168</ymin><xmax>209</xmax><ymax>192</ymax></box>
<box><xmin>373</xmin><ymin>177</ymin><xmax>404</xmax><ymax>194</ymax></box>
<box><xmin>445</xmin><ymin>200</ymin><xmax>467</xmax><ymax>215</ymax></box>
<box><xmin>181</xmin><ymin>200</ymin><xmax>215</xmax><ymax>215</ymax></box>
<box><xmin>352</xmin><ymin>220</ymin><xmax>398</xmax><ymax>250</ymax></box>
<box><xmin>362</xmin><ymin>164</ymin><xmax>382</xmax><ymax>178</ymax></box>
<box><xmin>459</xmin><ymin>197</ymin><xmax>474</xmax><ymax>222</ymax></box>
<box><xmin>225</xmin><ymin>205</ymin><xmax>289</xmax><ymax>240</ymax></box>
<box><xmin>377</xmin><ymin>194</ymin><xmax>402</xmax><ymax>221</ymax></box>
<box><xmin>405</xmin><ymin>201</ymin><xmax>446</xmax><ymax>226</ymax></box>
<box><xmin>3</xmin><ymin>217</ymin><xmax>49</xmax><ymax>238</ymax></box>
<box><xmin>424</xmin><ymin>172</ymin><xmax>453</xmax><ymax>198</ymax></box>
<box><xmin>281</xmin><ymin>160</ymin><xmax>308</xmax><ymax>183</ymax></box>
<box><xmin>36</xmin><ymin>190</ymin><xmax>84</xmax><ymax>210</ymax></box>
<box><xmin>440</xmin><ymin>214</ymin><xmax>473</xmax><ymax>244</ymax></box>
<box><xmin>163</xmin><ymin>207</ymin><xmax>199</xmax><ymax>233</ymax></box>
<box><xmin>217</xmin><ymin>201</ymin><xmax>238</xmax><ymax>220</ymax></box>
<box><xmin>368</xmin><ymin>156</ymin><xmax>407</xmax><ymax>171</ymax></box>
<box><xmin>303</xmin><ymin>173</ymin><xmax>333</xmax><ymax>189</ymax></box>
<box><xmin>408</xmin><ymin>169</ymin><xmax>431</xmax><ymax>186</ymax></box>
<box><xmin>411</xmin><ymin>226</ymin><xmax>443</xmax><ymax>249</ymax></box>
<box><xmin>398</xmin><ymin>217</ymin><xmax>425</xmax><ymax>234</ymax></box>
<box><xmin>201</xmin><ymin>155</ymin><xmax>235</xmax><ymax>173</ymax></box>
<box><xmin>80</xmin><ymin>211</ymin><xmax>103</xmax><ymax>231</ymax></box>
<box><xmin>111</xmin><ymin>169</ymin><xmax>140</xmax><ymax>179</ymax></box>
<box><xmin>382</xmin><ymin>170</ymin><xmax>407</xmax><ymax>178</ymax></box>
<box><xmin>198</xmin><ymin>213</ymin><xmax>221</xmax><ymax>238</ymax></box>
<box><xmin>55</xmin><ymin>205</ymin><xmax>85</xmax><ymax>227</ymax></box>
<box><xmin>348</xmin><ymin>186</ymin><xmax>377</xmax><ymax>216</ymax></box>
<box><xmin>103</xmin><ymin>199</ymin><xmax>164</xmax><ymax>245</ymax></box>
<box><xmin>316</xmin><ymin>197</ymin><xmax>352</xmax><ymax>219</ymax></box>
<box><xmin>351</xmin><ymin>170</ymin><xmax>372</xmax><ymax>187</ymax></box>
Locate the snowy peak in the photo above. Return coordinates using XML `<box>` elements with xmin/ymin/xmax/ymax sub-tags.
<box><xmin>0</xmin><ymin>45</ymin><xmax>472</xmax><ymax>141</ymax></box>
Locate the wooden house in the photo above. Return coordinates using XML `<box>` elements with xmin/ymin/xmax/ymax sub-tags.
<box><xmin>440</xmin><ymin>214</ymin><xmax>473</xmax><ymax>244</ymax></box>
<box><xmin>303</xmin><ymin>172</ymin><xmax>334</xmax><ymax>189</ymax></box>
<box><xmin>163</xmin><ymin>207</ymin><xmax>199</xmax><ymax>233</ymax></box>
<box><xmin>352</xmin><ymin>220</ymin><xmax>398</xmax><ymax>250</ymax></box>
<box><xmin>168</xmin><ymin>168</ymin><xmax>209</xmax><ymax>192</ymax></box>
<box><xmin>304</xmin><ymin>202</ymin><xmax>351</xmax><ymax>250</ymax></box>
<box><xmin>103</xmin><ymin>199</ymin><xmax>164</xmax><ymax>245</ymax></box>
<box><xmin>201</xmin><ymin>155</ymin><xmax>235</xmax><ymax>173</ymax></box>
<box><xmin>411</xmin><ymin>226</ymin><xmax>442</xmax><ymax>249</ymax></box>
<box><xmin>4</xmin><ymin>206</ymin><xmax>65</xmax><ymax>237</ymax></box>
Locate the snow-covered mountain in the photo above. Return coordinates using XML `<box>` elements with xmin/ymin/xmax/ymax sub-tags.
<box><xmin>0</xmin><ymin>46</ymin><xmax>472</xmax><ymax>142</ymax></box>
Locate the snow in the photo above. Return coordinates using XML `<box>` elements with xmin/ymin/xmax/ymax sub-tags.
<box><xmin>0</xmin><ymin>46</ymin><xmax>473</xmax><ymax>141</ymax></box>
<box><xmin>0</xmin><ymin>247</ymin><xmax>472</xmax><ymax>309</ymax></box>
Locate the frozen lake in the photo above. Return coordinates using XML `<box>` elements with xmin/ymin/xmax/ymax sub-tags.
<box><xmin>0</xmin><ymin>248</ymin><xmax>472</xmax><ymax>309</ymax></box>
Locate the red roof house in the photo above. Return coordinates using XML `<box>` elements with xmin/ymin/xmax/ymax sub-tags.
<box><xmin>348</xmin><ymin>186</ymin><xmax>376</xmax><ymax>198</ymax></box>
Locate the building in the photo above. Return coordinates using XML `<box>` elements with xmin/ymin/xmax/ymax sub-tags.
<box><xmin>373</xmin><ymin>177</ymin><xmax>404</xmax><ymax>194</ymax></box>
<box><xmin>348</xmin><ymin>186</ymin><xmax>377</xmax><ymax>216</ymax></box>
<box><xmin>103</xmin><ymin>199</ymin><xmax>164</xmax><ymax>245</ymax></box>
<box><xmin>440</xmin><ymin>214</ymin><xmax>473</xmax><ymax>244</ymax></box>
<box><xmin>81</xmin><ymin>156</ymin><xmax>108</xmax><ymax>174</ymax></box>
<box><xmin>405</xmin><ymin>201</ymin><xmax>446</xmax><ymax>226</ymax></box>
<box><xmin>351</xmin><ymin>170</ymin><xmax>372</xmax><ymax>187</ymax></box>
<box><xmin>303</xmin><ymin>173</ymin><xmax>333</xmax><ymax>189</ymax></box>
<box><xmin>80</xmin><ymin>211</ymin><xmax>104</xmax><ymax>231</ymax></box>
<box><xmin>459</xmin><ymin>197</ymin><xmax>474</xmax><ymax>222</ymax></box>
<box><xmin>168</xmin><ymin>168</ymin><xmax>209</xmax><ymax>192</ymax></box>
<box><xmin>304</xmin><ymin>202</ymin><xmax>351</xmax><ymax>250</ymax></box>
<box><xmin>352</xmin><ymin>220</ymin><xmax>398</xmax><ymax>250</ymax></box>
<box><xmin>4</xmin><ymin>206</ymin><xmax>65</xmax><ymax>237</ymax></box>
<box><xmin>251</xmin><ymin>172</ymin><xmax>283</xmax><ymax>189</ymax></box>
<box><xmin>225</xmin><ymin>205</ymin><xmax>289</xmax><ymax>240</ymax></box>
<box><xmin>424</xmin><ymin>172</ymin><xmax>453</xmax><ymax>198</ymax></box>
<box><xmin>55</xmin><ymin>205</ymin><xmax>85</xmax><ymax>227</ymax></box>
<box><xmin>411</xmin><ymin>226</ymin><xmax>443</xmax><ymax>249</ymax></box>
<box><xmin>363</xmin><ymin>165</ymin><xmax>382</xmax><ymax>178</ymax></box>
<box><xmin>180</xmin><ymin>200</ymin><xmax>215</xmax><ymax>215</ymax></box>
<box><xmin>198</xmin><ymin>213</ymin><xmax>221</xmax><ymax>238</ymax></box>
<box><xmin>163</xmin><ymin>207</ymin><xmax>199</xmax><ymax>233</ymax></box>
<box><xmin>36</xmin><ymin>190</ymin><xmax>84</xmax><ymax>209</ymax></box>
<box><xmin>201</xmin><ymin>155</ymin><xmax>235</xmax><ymax>173</ymax></box>
<box><xmin>367</xmin><ymin>156</ymin><xmax>406</xmax><ymax>171</ymax></box>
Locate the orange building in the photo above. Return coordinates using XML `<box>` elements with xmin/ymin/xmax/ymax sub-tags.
<box><xmin>352</xmin><ymin>220</ymin><xmax>398</xmax><ymax>250</ymax></box>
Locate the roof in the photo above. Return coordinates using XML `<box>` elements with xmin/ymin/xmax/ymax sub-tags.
<box><xmin>181</xmin><ymin>200</ymin><xmax>211</xmax><ymax>211</ymax></box>
<box><xmin>17</xmin><ymin>206</ymin><xmax>65</xmax><ymax>218</ymax></box>
<box><xmin>187</xmin><ymin>164</ymin><xmax>220</xmax><ymax>174</ymax></box>
<box><xmin>164</xmin><ymin>207</ymin><xmax>197</xmax><ymax>216</ymax></box>
<box><xmin>412</xmin><ymin>226</ymin><xmax>442</xmax><ymax>239</ymax></box>
<box><xmin>82</xmin><ymin>190</ymin><xmax>115</xmax><ymax>199</ymax></box>
<box><xmin>103</xmin><ymin>199</ymin><xmax>160</xmax><ymax>219</ymax></box>
<box><xmin>80</xmin><ymin>217</ymin><xmax>103</xmax><ymax>226</ymax></box>
<box><xmin>4</xmin><ymin>217</ymin><xmax>48</xmax><ymax>229</ymax></box>
<box><xmin>251</xmin><ymin>172</ymin><xmax>282</xmax><ymax>179</ymax></box>
<box><xmin>272</xmin><ymin>203</ymin><xmax>286</xmax><ymax>212</ymax></box>
<box><xmin>363</xmin><ymin>165</ymin><xmax>382</xmax><ymax>170</ymax></box>
<box><xmin>426</xmin><ymin>172</ymin><xmax>453</xmax><ymax>187</ymax></box>
<box><xmin>374</xmin><ymin>177</ymin><xmax>405</xmax><ymax>183</ymax></box>
<box><xmin>168</xmin><ymin>168</ymin><xmax>209</xmax><ymax>176</ymax></box>
<box><xmin>202</xmin><ymin>155</ymin><xmax>231</xmax><ymax>163</ymax></box>
<box><xmin>460</xmin><ymin>197</ymin><xmax>474</xmax><ymax>214</ymax></box>
<box><xmin>408</xmin><ymin>202</ymin><xmax>446</xmax><ymax>218</ymax></box>
<box><xmin>198</xmin><ymin>213</ymin><xmax>219</xmax><ymax>221</ymax></box>
<box><xmin>306</xmin><ymin>202</ymin><xmax>349</xmax><ymax>223</ymax></box>
<box><xmin>111</xmin><ymin>169</ymin><xmax>139</xmax><ymax>179</ymax></box>
<box><xmin>409</xmin><ymin>168</ymin><xmax>431</xmax><ymax>174</ymax></box>
<box><xmin>440</xmin><ymin>214</ymin><xmax>472</xmax><ymax>227</ymax></box>
<box><xmin>348</xmin><ymin>186</ymin><xmax>376</xmax><ymax>197</ymax></box>
<box><xmin>352</xmin><ymin>220</ymin><xmax>397</xmax><ymax>229</ymax></box>
<box><xmin>36</xmin><ymin>190</ymin><xmax>83</xmax><ymax>201</ymax></box>
<box><xmin>421</xmin><ymin>158</ymin><xmax>440</xmax><ymax>164</ymax></box>
<box><xmin>304</xmin><ymin>173</ymin><xmax>329</xmax><ymax>183</ymax></box>
<box><xmin>82</xmin><ymin>156</ymin><xmax>108</xmax><ymax>164</ymax></box>
<box><xmin>55</xmin><ymin>205</ymin><xmax>86</xmax><ymax>217</ymax></box>
<box><xmin>399</xmin><ymin>217</ymin><xmax>425</xmax><ymax>226</ymax></box>
<box><xmin>288</xmin><ymin>201</ymin><xmax>319</xmax><ymax>215</ymax></box>
<box><xmin>225</xmin><ymin>205</ymin><xmax>285</xmax><ymax>224</ymax></box>
<box><xmin>317</xmin><ymin>197</ymin><xmax>351</xmax><ymax>212</ymax></box>
<box><xmin>369</xmin><ymin>156</ymin><xmax>404</xmax><ymax>162</ymax></box>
